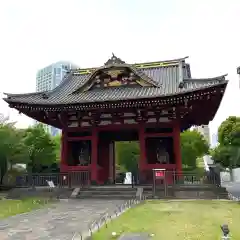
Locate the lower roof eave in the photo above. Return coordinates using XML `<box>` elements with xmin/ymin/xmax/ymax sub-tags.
<box><xmin>7</xmin><ymin>98</ymin><xmax>224</xmax><ymax>113</ymax></box>
<box><xmin>4</xmin><ymin>81</ymin><xmax>228</xmax><ymax>111</ymax></box>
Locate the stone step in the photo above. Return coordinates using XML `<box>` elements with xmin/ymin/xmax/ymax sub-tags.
<box><xmin>79</xmin><ymin>190</ymin><xmax>136</xmax><ymax>195</ymax></box>
<box><xmin>77</xmin><ymin>194</ymin><xmax>136</xmax><ymax>200</ymax></box>
<box><xmin>77</xmin><ymin>187</ymin><xmax>138</xmax><ymax>200</ymax></box>
<box><xmin>83</xmin><ymin>187</ymin><xmax>137</xmax><ymax>191</ymax></box>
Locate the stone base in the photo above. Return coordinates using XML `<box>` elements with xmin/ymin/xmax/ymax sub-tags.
<box><xmin>7</xmin><ymin>187</ymin><xmax>74</xmax><ymax>199</ymax></box>
<box><xmin>150</xmin><ymin>185</ymin><xmax>229</xmax><ymax>199</ymax></box>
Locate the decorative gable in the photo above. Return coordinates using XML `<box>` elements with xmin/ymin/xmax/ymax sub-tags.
<box><xmin>90</xmin><ymin>66</ymin><xmax>148</xmax><ymax>89</ymax></box>
<box><xmin>81</xmin><ymin>54</ymin><xmax>158</xmax><ymax>91</ymax></box>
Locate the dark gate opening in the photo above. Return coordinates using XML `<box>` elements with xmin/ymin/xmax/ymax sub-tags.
<box><xmin>98</xmin><ymin>130</ymin><xmax>139</xmax><ymax>185</ymax></box>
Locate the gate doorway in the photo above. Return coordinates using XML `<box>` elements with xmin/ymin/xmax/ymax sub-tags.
<box><xmin>115</xmin><ymin>141</ymin><xmax>139</xmax><ymax>185</ymax></box>
<box><xmin>98</xmin><ymin>130</ymin><xmax>139</xmax><ymax>185</ymax></box>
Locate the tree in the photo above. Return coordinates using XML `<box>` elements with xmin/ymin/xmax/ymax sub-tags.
<box><xmin>52</xmin><ymin>134</ymin><xmax>61</xmax><ymax>163</ymax></box>
<box><xmin>0</xmin><ymin>117</ymin><xmax>27</xmax><ymax>184</ymax></box>
<box><xmin>218</xmin><ymin>116</ymin><xmax>240</xmax><ymax>146</ymax></box>
<box><xmin>115</xmin><ymin>141</ymin><xmax>140</xmax><ymax>173</ymax></box>
<box><xmin>211</xmin><ymin>145</ymin><xmax>240</xmax><ymax>168</ymax></box>
<box><xmin>211</xmin><ymin>116</ymin><xmax>240</xmax><ymax>176</ymax></box>
<box><xmin>23</xmin><ymin>124</ymin><xmax>56</xmax><ymax>173</ymax></box>
<box><xmin>181</xmin><ymin>130</ymin><xmax>209</xmax><ymax>169</ymax></box>
<box><xmin>0</xmin><ymin>122</ymin><xmax>28</xmax><ymax>167</ymax></box>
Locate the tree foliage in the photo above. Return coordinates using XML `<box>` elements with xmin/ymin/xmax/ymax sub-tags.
<box><xmin>0</xmin><ymin>122</ymin><xmax>28</xmax><ymax>164</ymax></box>
<box><xmin>0</xmin><ymin>116</ymin><xmax>61</xmax><ymax>180</ymax></box>
<box><xmin>115</xmin><ymin>141</ymin><xmax>139</xmax><ymax>173</ymax></box>
<box><xmin>211</xmin><ymin>116</ymin><xmax>240</xmax><ymax>169</ymax></box>
<box><xmin>52</xmin><ymin>134</ymin><xmax>61</xmax><ymax>162</ymax></box>
<box><xmin>211</xmin><ymin>145</ymin><xmax>240</xmax><ymax>168</ymax></box>
<box><xmin>181</xmin><ymin>130</ymin><xmax>209</xmax><ymax>168</ymax></box>
<box><xmin>23</xmin><ymin>124</ymin><xmax>57</xmax><ymax>172</ymax></box>
<box><xmin>0</xmin><ymin>117</ymin><xmax>28</xmax><ymax>183</ymax></box>
<box><xmin>218</xmin><ymin>116</ymin><xmax>240</xmax><ymax>146</ymax></box>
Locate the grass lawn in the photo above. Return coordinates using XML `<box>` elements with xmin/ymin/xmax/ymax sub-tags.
<box><xmin>93</xmin><ymin>200</ymin><xmax>240</xmax><ymax>240</ymax></box>
<box><xmin>0</xmin><ymin>198</ymin><xmax>51</xmax><ymax>219</ymax></box>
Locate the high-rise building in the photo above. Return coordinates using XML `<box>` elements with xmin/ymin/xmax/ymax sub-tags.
<box><xmin>211</xmin><ymin>133</ymin><xmax>218</xmax><ymax>147</ymax></box>
<box><xmin>36</xmin><ymin>61</ymin><xmax>78</xmax><ymax>136</ymax></box>
<box><xmin>192</xmin><ymin>125</ymin><xmax>210</xmax><ymax>143</ymax></box>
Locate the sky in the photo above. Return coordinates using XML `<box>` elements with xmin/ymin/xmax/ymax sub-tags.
<box><xmin>0</xmin><ymin>0</ymin><xmax>239</xmax><ymax>136</ymax></box>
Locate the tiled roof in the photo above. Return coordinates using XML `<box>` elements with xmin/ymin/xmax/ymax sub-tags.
<box><xmin>4</xmin><ymin>57</ymin><xmax>228</xmax><ymax>106</ymax></box>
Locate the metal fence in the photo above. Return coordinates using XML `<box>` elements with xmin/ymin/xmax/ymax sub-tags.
<box><xmin>152</xmin><ymin>170</ymin><xmax>219</xmax><ymax>187</ymax></box>
<box><xmin>172</xmin><ymin>171</ymin><xmax>219</xmax><ymax>185</ymax></box>
<box><xmin>16</xmin><ymin>171</ymin><xmax>90</xmax><ymax>188</ymax></box>
<box><xmin>151</xmin><ymin>170</ymin><xmax>222</xmax><ymax>199</ymax></box>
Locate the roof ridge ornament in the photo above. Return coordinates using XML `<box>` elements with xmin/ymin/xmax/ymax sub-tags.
<box><xmin>104</xmin><ymin>53</ymin><xmax>126</xmax><ymax>66</ymax></box>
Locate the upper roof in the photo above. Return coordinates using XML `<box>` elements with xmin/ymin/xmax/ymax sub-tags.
<box><xmin>4</xmin><ymin>54</ymin><xmax>228</xmax><ymax>106</ymax></box>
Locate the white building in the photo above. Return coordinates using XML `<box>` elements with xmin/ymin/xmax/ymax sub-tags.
<box><xmin>192</xmin><ymin>125</ymin><xmax>210</xmax><ymax>143</ymax></box>
<box><xmin>36</xmin><ymin>61</ymin><xmax>78</xmax><ymax>136</ymax></box>
<box><xmin>211</xmin><ymin>132</ymin><xmax>218</xmax><ymax>148</ymax></box>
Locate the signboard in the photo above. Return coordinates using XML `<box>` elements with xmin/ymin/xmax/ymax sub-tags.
<box><xmin>153</xmin><ymin>169</ymin><xmax>167</xmax><ymax>197</ymax></box>
<box><xmin>155</xmin><ymin>170</ymin><xmax>164</xmax><ymax>179</ymax></box>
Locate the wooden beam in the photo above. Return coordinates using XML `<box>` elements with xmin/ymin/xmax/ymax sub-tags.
<box><xmin>144</xmin><ymin>132</ymin><xmax>173</xmax><ymax>138</ymax></box>
<box><xmin>58</xmin><ymin>112</ymin><xmax>68</xmax><ymax>129</ymax></box>
<box><xmin>66</xmin><ymin>122</ymin><xmax>174</xmax><ymax>132</ymax></box>
<box><xmin>67</xmin><ymin>136</ymin><xmax>92</xmax><ymax>141</ymax></box>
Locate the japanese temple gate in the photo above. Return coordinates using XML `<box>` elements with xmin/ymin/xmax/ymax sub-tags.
<box><xmin>3</xmin><ymin>54</ymin><xmax>228</xmax><ymax>184</ymax></box>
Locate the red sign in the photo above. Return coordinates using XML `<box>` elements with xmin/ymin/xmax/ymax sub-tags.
<box><xmin>155</xmin><ymin>171</ymin><xmax>164</xmax><ymax>178</ymax></box>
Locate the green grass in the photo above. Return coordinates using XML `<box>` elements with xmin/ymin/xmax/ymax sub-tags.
<box><xmin>93</xmin><ymin>200</ymin><xmax>240</xmax><ymax>240</ymax></box>
<box><xmin>0</xmin><ymin>198</ymin><xmax>51</xmax><ymax>219</ymax></box>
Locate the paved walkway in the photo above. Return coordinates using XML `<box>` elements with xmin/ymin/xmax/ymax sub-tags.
<box><xmin>223</xmin><ymin>182</ymin><xmax>240</xmax><ymax>198</ymax></box>
<box><xmin>0</xmin><ymin>199</ymin><xmax>125</xmax><ymax>240</ymax></box>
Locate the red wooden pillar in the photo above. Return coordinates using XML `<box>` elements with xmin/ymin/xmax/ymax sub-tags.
<box><xmin>139</xmin><ymin>124</ymin><xmax>146</xmax><ymax>182</ymax></box>
<box><xmin>112</xmin><ymin>142</ymin><xmax>116</xmax><ymax>183</ymax></box>
<box><xmin>109</xmin><ymin>141</ymin><xmax>116</xmax><ymax>184</ymax></box>
<box><xmin>91</xmin><ymin>128</ymin><xmax>98</xmax><ymax>183</ymax></box>
<box><xmin>108</xmin><ymin>141</ymin><xmax>113</xmax><ymax>183</ymax></box>
<box><xmin>60</xmin><ymin>129</ymin><xmax>68</xmax><ymax>172</ymax></box>
<box><xmin>173</xmin><ymin>122</ymin><xmax>182</xmax><ymax>174</ymax></box>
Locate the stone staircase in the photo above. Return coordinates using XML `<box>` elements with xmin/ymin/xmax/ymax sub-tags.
<box><xmin>76</xmin><ymin>186</ymin><xmax>138</xmax><ymax>200</ymax></box>
<box><xmin>6</xmin><ymin>184</ymin><xmax>229</xmax><ymax>200</ymax></box>
<box><xmin>75</xmin><ymin>184</ymin><xmax>229</xmax><ymax>200</ymax></box>
<box><xmin>215</xmin><ymin>186</ymin><xmax>229</xmax><ymax>199</ymax></box>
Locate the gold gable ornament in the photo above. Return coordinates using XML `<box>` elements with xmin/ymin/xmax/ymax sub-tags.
<box><xmin>108</xmin><ymin>80</ymin><xmax>122</xmax><ymax>87</ymax></box>
<box><xmin>106</xmin><ymin>70</ymin><xmax>123</xmax><ymax>78</ymax></box>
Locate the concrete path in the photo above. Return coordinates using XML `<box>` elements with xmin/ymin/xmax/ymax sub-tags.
<box><xmin>222</xmin><ymin>182</ymin><xmax>240</xmax><ymax>198</ymax></box>
<box><xmin>0</xmin><ymin>199</ymin><xmax>125</xmax><ymax>240</ymax></box>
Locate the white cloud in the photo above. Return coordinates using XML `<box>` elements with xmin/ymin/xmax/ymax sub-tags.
<box><xmin>0</xmin><ymin>0</ymin><xmax>239</xmax><ymax>132</ymax></box>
